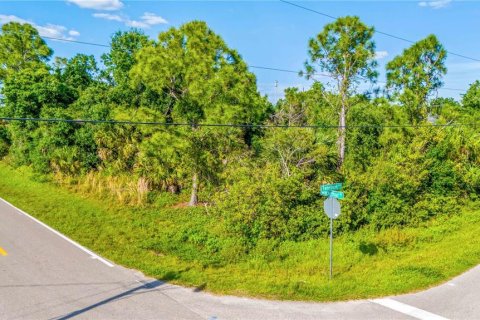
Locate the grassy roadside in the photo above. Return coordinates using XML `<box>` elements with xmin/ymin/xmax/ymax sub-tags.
<box><xmin>1</xmin><ymin>162</ymin><xmax>479</xmax><ymax>301</ymax></box>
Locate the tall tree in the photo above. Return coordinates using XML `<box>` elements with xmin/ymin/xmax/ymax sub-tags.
<box><xmin>131</xmin><ymin>21</ymin><xmax>267</xmax><ymax>205</ymax></box>
<box><xmin>462</xmin><ymin>80</ymin><xmax>480</xmax><ymax>111</ymax></box>
<box><xmin>0</xmin><ymin>22</ymin><xmax>55</xmax><ymax>165</ymax></box>
<box><xmin>0</xmin><ymin>22</ymin><xmax>52</xmax><ymax>82</ymax></box>
<box><xmin>304</xmin><ymin>16</ymin><xmax>377</xmax><ymax>168</ymax></box>
<box><xmin>55</xmin><ymin>54</ymin><xmax>99</xmax><ymax>92</ymax></box>
<box><xmin>386</xmin><ymin>34</ymin><xmax>447</xmax><ymax>123</ymax></box>
<box><xmin>102</xmin><ymin>29</ymin><xmax>152</xmax><ymax>87</ymax></box>
<box><xmin>101</xmin><ymin>29</ymin><xmax>160</xmax><ymax>109</ymax></box>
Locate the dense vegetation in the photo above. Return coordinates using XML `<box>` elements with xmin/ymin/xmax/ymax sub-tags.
<box><xmin>1</xmin><ymin>163</ymin><xmax>479</xmax><ymax>300</ymax></box>
<box><xmin>0</xmin><ymin>17</ymin><xmax>479</xmax><ymax>298</ymax></box>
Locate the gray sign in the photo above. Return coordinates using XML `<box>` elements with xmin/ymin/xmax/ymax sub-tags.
<box><xmin>323</xmin><ymin>197</ymin><xmax>341</xmax><ymax>219</ymax></box>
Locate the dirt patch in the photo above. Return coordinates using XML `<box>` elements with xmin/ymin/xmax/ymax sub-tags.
<box><xmin>171</xmin><ymin>202</ymin><xmax>210</xmax><ymax>209</ymax></box>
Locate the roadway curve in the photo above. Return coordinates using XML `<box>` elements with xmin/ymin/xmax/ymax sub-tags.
<box><xmin>1</xmin><ymin>198</ymin><xmax>478</xmax><ymax>320</ymax></box>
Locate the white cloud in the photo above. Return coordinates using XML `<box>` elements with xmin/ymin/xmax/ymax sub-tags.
<box><xmin>0</xmin><ymin>14</ymin><xmax>79</xmax><ymax>40</ymax></box>
<box><xmin>418</xmin><ymin>0</ymin><xmax>452</xmax><ymax>9</ymax></box>
<box><xmin>125</xmin><ymin>20</ymin><xmax>149</xmax><ymax>28</ymax></box>
<box><xmin>375</xmin><ymin>50</ymin><xmax>389</xmax><ymax>60</ymax></box>
<box><xmin>66</xmin><ymin>0</ymin><xmax>123</xmax><ymax>11</ymax></box>
<box><xmin>92</xmin><ymin>13</ymin><xmax>123</xmax><ymax>22</ymax></box>
<box><xmin>68</xmin><ymin>30</ymin><xmax>80</xmax><ymax>36</ymax></box>
<box><xmin>93</xmin><ymin>11</ymin><xmax>168</xmax><ymax>28</ymax></box>
<box><xmin>140</xmin><ymin>12</ymin><xmax>168</xmax><ymax>25</ymax></box>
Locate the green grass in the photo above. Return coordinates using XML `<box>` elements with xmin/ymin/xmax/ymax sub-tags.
<box><xmin>1</xmin><ymin>162</ymin><xmax>479</xmax><ymax>301</ymax></box>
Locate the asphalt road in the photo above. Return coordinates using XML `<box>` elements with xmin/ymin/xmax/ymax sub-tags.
<box><xmin>1</xmin><ymin>197</ymin><xmax>479</xmax><ymax>320</ymax></box>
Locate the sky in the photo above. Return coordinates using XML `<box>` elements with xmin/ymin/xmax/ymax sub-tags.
<box><xmin>1</xmin><ymin>0</ymin><xmax>480</xmax><ymax>102</ymax></box>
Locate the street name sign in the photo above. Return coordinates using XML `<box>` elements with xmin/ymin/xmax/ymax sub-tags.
<box><xmin>320</xmin><ymin>183</ymin><xmax>344</xmax><ymax>199</ymax></box>
<box><xmin>320</xmin><ymin>183</ymin><xmax>342</xmax><ymax>193</ymax></box>
<box><xmin>329</xmin><ymin>191</ymin><xmax>344</xmax><ymax>200</ymax></box>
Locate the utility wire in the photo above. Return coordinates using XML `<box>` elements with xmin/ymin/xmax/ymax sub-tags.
<box><xmin>0</xmin><ymin>117</ymin><xmax>477</xmax><ymax>129</ymax></box>
<box><xmin>42</xmin><ymin>36</ymin><xmax>110</xmax><ymax>48</ymax></box>
<box><xmin>39</xmin><ymin>36</ymin><xmax>467</xmax><ymax>93</ymax></box>
<box><xmin>280</xmin><ymin>0</ymin><xmax>480</xmax><ymax>63</ymax></box>
<box><xmin>252</xmin><ymin>65</ymin><xmax>466</xmax><ymax>92</ymax></box>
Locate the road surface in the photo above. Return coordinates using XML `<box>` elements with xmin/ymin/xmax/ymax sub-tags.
<box><xmin>1</xmin><ymin>197</ymin><xmax>479</xmax><ymax>320</ymax></box>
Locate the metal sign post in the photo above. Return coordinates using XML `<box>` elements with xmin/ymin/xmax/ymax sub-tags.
<box><xmin>330</xmin><ymin>216</ymin><xmax>333</xmax><ymax>279</ymax></box>
<box><xmin>323</xmin><ymin>197</ymin><xmax>340</xmax><ymax>279</ymax></box>
<box><xmin>321</xmin><ymin>184</ymin><xmax>343</xmax><ymax>280</ymax></box>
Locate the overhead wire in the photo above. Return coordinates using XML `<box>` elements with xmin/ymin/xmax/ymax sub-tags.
<box><xmin>40</xmin><ymin>36</ymin><xmax>468</xmax><ymax>93</ymax></box>
<box><xmin>9</xmin><ymin>19</ymin><xmax>473</xmax><ymax>128</ymax></box>
<box><xmin>0</xmin><ymin>117</ymin><xmax>477</xmax><ymax>130</ymax></box>
<box><xmin>279</xmin><ymin>0</ymin><xmax>480</xmax><ymax>63</ymax></box>
<box><xmin>42</xmin><ymin>36</ymin><xmax>110</xmax><ymax>48</ymax></box>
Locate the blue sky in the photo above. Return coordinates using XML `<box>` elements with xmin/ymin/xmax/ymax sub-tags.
<box><xmin>1</xmin><ymin>0</ymin><xmax>480</xmax><ymax>102</ymax></box>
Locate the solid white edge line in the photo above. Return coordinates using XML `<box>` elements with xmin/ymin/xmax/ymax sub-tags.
<box><xmin>0</xmin><ymin>197</ymin><xmax>114</xmax><ymax>267</ymax></box>
<box><xmin>370</xmin><ymin>298</ymin><xmax>449</xmax><ymax>320</ymax></box>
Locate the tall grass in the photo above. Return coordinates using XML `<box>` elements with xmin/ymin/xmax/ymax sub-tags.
<box><xmin>53</xmin><ymin>171</ymin><xmax>151</xmax><ymax>205</ymax></box>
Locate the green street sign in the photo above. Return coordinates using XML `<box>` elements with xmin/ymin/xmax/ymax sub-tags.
<box><xmin>320</xmin><ymin>190</ymin><xmax>331</xmax><ymax>197</ymax></box>
<box><xmin>321</xmin><ymin>183</ymin><xmax>343</xmax><ymax>193</ymax></box>
<box><xmin>329</xmin><ymin>191</ymin><xmax>344</xmax><ymax>200</ymax></box>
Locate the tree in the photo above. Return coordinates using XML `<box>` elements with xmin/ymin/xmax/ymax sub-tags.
<box><xmin>30</xmin><ymin>55</ymin><xmax>102</xmax><ymax>175</ymax></box>
<box><xmin>386</xmin><ymin>35</ymin><xmax>447</xmax><ymax>123</ymax></box>
<box><xmin>462</xmin><ymin>80</ymin><xmax>480</xmax><ymax>111</ymax></box>
<box><xmin>2</xmin><ymin>66</ymin><xmax>53</xmax><ymax>165</ymax></box>
<box><xmin>131</xmin><ymin>21</ymin><xmax>267</xmax><ymax>206</ymax></box>
<box><xmin>261</xmin><ymin>84</ymin><xmax>337</xmax><ymax>178</ymax></box>
<box><xmin>102</xmin><ymin>29</ymin><xmax>152</xmax><ymax>87</ymax></box>
<box><xmin>100</xmin><ymin>30</ymin><xmax>164</xmax><ymax>110</ymax></box>
<box><xmin>55</xmin><ymin>54</ymin><xmax>99</xmax><ymax>92</ymax></box>
<box><xmin>0</xmin><ymin>22</ymin><xmax>52</xmax><ymax>82</ymax></box>
<box><xmin>304</xmin><ymin>16</ymin><xmax>377</xmax><ymax>169</ymax></box>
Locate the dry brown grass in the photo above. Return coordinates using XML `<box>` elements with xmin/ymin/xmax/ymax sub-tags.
<box><xmin>57</xmin><ymin>171</ymin><xmax>151</xmax><ymax>205</ymax></box>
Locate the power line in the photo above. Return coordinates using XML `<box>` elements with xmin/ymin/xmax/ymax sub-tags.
<box><xmin>42</xmin><ymin>36</ymin><xmax>110</xmax><ymax>48</ymax></box>
<box><xmin>249</xmin><ymin>65</ymin><xmax>330</xmax><ymax>79</ymax></box>
<box><xmin>40</xmin><ymin>36</ymin><xmax>467</xmax><ymax>93</ymax></box>
<box><xmin>0</xmin><ymin>117</ymin><xmax>477</xmax><ymax>129</ymax></box>
<box><xmin>280</xmin><ymin>0</ymin><xmax>480</xmax><ymax>63</ymax></box>
<box><xmin>251</xmin><ymin>65</ymin><xmax>466</xmax><ymax>92</ymax></box>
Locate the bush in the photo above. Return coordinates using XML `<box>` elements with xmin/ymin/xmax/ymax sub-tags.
<box><xmin>0</xmin><ymin>125</ymin><xmax>10</xmax><ymax>158</ymax></box>
<box><xmin>215</xmin><ymin>164</ymin><xmax>328</xmax><ymax>244</ymax></box>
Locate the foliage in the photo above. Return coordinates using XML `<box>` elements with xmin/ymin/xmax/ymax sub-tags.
<box><xmin>386</xmin><ymin>35</ymin><xmax>447</xmax><ymax>123</ymax></box>
<box><xmin>215</xmin><ymin>164</ymin><xmax>326</xmax><ymax>244</ymax></box>
<box><xmin>0</xmin><ymin>22</ymin><xmax>52</xmax><ymax>82</ymax></box>
<box><xmin>304</xmin><ymin>16</ymin><xmax>377</xmax><ymax>88</ymax></box>
<box><xmin>102</xmin><ymin>29</ymin><xmax>153</xmax><ymax>87</ymax></box>
<box><xmin>1</xmin><ymin>163</ymin><xmax>480</xmax><ymax>301</ymax></box>
<box><xmin>0</xmin><ymin>124</ymin><xmax>10</xmax><ymax>158</ymax></box>
<box><xmin>131</xmin><ymin>20</ymin><xmax>269</xmax><ymax>204</ymax></box>
<box><xmin>101</xmin><ymin>29</ymin><xmax>157</xmax><ymax>107</ymax></box>
<box><xmin>462</xmin><ymin>80</ymin><xmax>480</xmax><ymax>111</ymax></box>
<box><xmin>304</xmin><ymin>15</ymin><xmax>378</xmax><ymax>167</ymax></box>
<box><xmin>0</xmin><ymin>19</ymin><xmax>479</xmax><ymax>271</ymax></box>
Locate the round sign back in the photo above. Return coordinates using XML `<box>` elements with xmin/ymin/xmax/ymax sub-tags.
<box><xmin>323</xmin><ymin>197</ymin><xmax>341</xmax><ymax>219</ymax></box>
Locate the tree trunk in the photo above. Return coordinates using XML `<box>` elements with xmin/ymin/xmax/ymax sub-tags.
<box><xmin>337</xmin><ymin>102</ymin><xmax>346</xmax><ymax>169</ymax></box>
<box><xmin>189</xmin><ymin>172</ymin><xmax>198</xmax><ymax>206</ymax></box>
<box><xmin>167</xmin><ymin>184</ymin><xmax>178</xmax><ymax>194</ymax></box>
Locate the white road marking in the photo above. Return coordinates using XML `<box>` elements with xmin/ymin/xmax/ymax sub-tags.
<box><xmin>0</xmin><ymin>197</ymin><xmax>114</xmax><ymax>267</ymax></box>
<box><xmin>371</xmin><ymin>298</ymin><xmax>449</xmax><ymax>320</ymax></box>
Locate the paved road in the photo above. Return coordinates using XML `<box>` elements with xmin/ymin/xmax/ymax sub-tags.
<box><xmin>1</xmin><ymin>197</ymin><xmax>479</xmax><ymax>320</ymax></box>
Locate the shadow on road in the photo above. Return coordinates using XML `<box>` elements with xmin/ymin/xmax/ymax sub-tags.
<box><xmin>50</xmin><ymin>280</ymin><xmax>164</xmax><ymax>320</ymax></box>
<box><xmin>0</xmin><ymin>282</ymin><xmax>125</xmax><ymax>288</ymax></box>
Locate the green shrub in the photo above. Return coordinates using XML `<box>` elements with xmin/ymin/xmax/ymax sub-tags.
<box><xmin>0</xmin><ymin>125</ymin><xmax>10</xmax><ymax>158</ymax></box>
<box><xmin>215</xmin><ymin>164</ymin><xmax>328</xmax><ymax>244</ymax></box>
